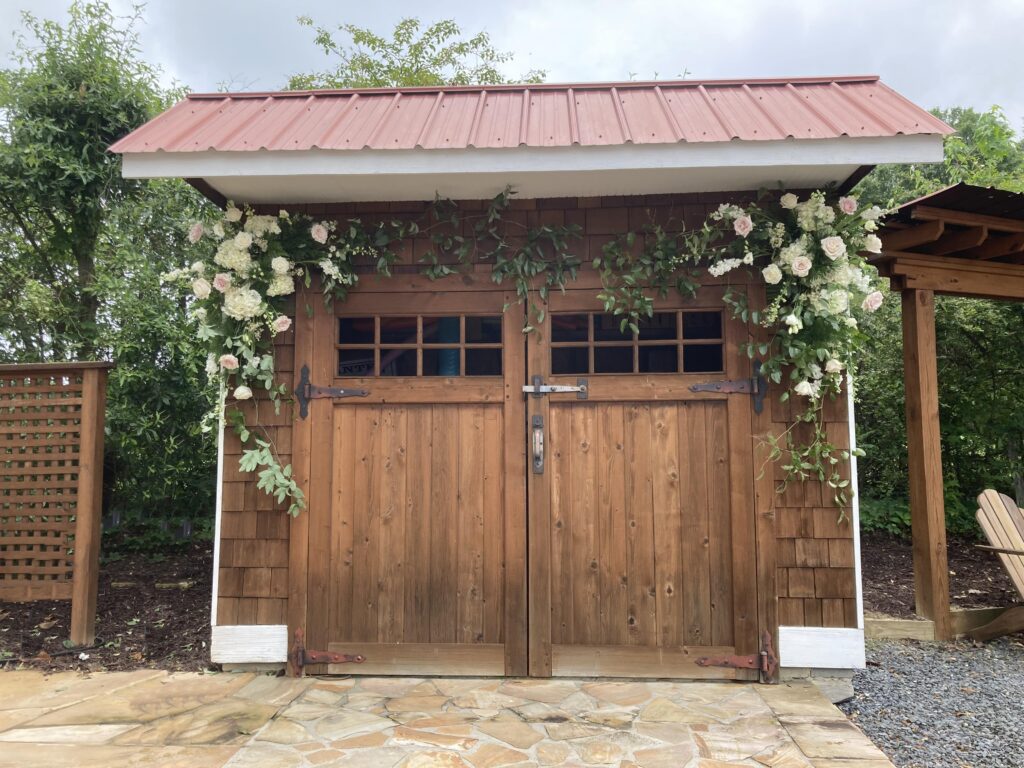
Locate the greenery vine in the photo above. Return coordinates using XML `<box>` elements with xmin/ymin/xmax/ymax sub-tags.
<box><xmin>163</xmin><ymin>187</ymin><xmax>885</xmax><ymax>515</ymax></box>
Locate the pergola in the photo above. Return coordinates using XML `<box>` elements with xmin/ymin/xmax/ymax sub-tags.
<box><xmin>874</xmin><ymin>183</ymin><xmax>1024</xmax><ymax>640</ymax></box>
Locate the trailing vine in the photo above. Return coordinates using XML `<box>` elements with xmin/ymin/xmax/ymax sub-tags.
<box><xmin>163</xmin><ymin>187</ymin><xmax>885</xmax><ymax>515</ymax></box>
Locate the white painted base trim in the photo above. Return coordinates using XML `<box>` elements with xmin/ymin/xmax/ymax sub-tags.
<box><xmin>779</xmin><ymin>626</ymin><xmax>866</xmax><ymax>669</ymax></box>
<box><xmin>211</xmin><ymin>624</ymin><xmax>288</xmax><ymax>664</ymax></box>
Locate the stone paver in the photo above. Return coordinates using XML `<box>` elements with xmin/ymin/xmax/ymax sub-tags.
<box><xmin>0</xmin><ymin>670</ymin><xmax>895</xmax><ymax>767</ymax></box>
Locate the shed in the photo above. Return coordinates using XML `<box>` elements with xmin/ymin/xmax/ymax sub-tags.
<box><xmin>111</xmin><ymin>76</ymin><xmax>950</xmax><ymax>678</ymax></box>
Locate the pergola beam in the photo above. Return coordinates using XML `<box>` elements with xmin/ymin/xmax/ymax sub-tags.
<box><xmin>920</xmin><ymin>225</ymin><xmax>987</xmax><ymax>256</ymax></box>
<box><xmin>912</xmin><ymin>204</ymin><xmax>1024</xmax><ymax>233</ymax></box>
<box><xmin>901</xmin><ymin>289</ymin><xmax>952</xmax><ymax>640</ymax></box>
<box><xmin>961</xmin><ymin>232</ymin><xmax>1024</xmax><ymax>260</ymax></box>
<box><xmin>876</xmin><ymin>253</ymin><xmax>1024</xmax><ymax>301</ymax></box>
<box><xmin>881</xmin><ymin>220</ymin><xmax>944</xmax><ymax>251</ymax></box>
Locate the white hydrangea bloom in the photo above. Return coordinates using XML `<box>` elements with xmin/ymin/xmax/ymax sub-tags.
<box><xmin>222</xmin><ymin>287</ymin><xmax>264</xmax><ymax>320</ymax></box>
<box><xmin>266</xmin><ymin>273</ymin><xmax>295</xmax><ymax>296</ymax></box>
<box><xmin>214</xmin><ymin>241</ymin><xmax>253</xmax><ymax>274</ymax></box>
<box><xmin>233</xmin><ymin>231</ymin><xmax>253</xmax><ymax>250</ymax></box>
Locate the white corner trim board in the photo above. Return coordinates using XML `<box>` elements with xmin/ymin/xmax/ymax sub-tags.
<box><xmin>211</xmin><ymin>624</ymin><xmax>289</xmax><ymax>664</ymax></box>
<box><xmin>779</xmin><ymin>626</ymin><xmax>866</xmax><ymax>669</ymax></box>
<box><xmin>847</xmin><ymin>376</ymin><xmax>865</xmax><ymax>630</ymax></box>
<box><xmin>210</xmin><ymin>420</ymin><xmax>225</xmax><ymax>627</ymax></box>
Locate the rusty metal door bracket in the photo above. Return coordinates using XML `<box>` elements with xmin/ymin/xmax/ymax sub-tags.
<box><xmin>294</xmin><ymin>364</ymin><xmax>370</xmax><ymax>419</ymax></box>
<box><xmin>288</xmin><ymin>628</ymin><xmax>365</xmax><ymax>677</ymax></box>
<box><xmin>694</xmin><ymin>629</ymin><xmax>779</xmax><ymax>683</ymax></box>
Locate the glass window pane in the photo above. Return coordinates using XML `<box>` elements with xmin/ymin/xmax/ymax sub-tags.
<box><xmin>683</xmin><ymin>344</ymin><xmax>724</xmax><ymax>373</ymax></box>
<box><xmin>380</xmin><ymin>348</ymin><xmax>417</xmax><ymax>376</ymax></box>
<box><xmin>552</xmin><ymin>347</ymin><xmax>588</xmax><ymax>374</ymax></box>
<box><xmin>683</xmin><ymin>311</ymin><xmax>723</xmax><ymax>340</ymax></box>
<box><xmin>465</xmin><ymin>315</ymin><xmax>502</xmax><ymax>344</ymax></box>
<box><xmin>339</xmin><ymin>317</ymin><xmax>374</xmax><ymax>344</ymax></box>
<box><xmin>638</xmin><ymin>312</ymin><xmax>677</xmax><ymax>341</ymax></box>
<box><xmin>638</xmin><ymin>345</ymin><xmax>679</xmax><ymax>373</ymax></box>
<box><xmin>551</xmin><ymin>314</ymin><xmax>588</xmax><ymax>342</ymax></box>
<box><xmin>380</xmin><ymin>316</ymin><xmax>417</xmax><ymax>344</ymax></box>
<box><xmin>466</xmin><ymin>348</ymin><xmax>502</xmax><ymax>376</ymax></box>
<box><xmin>422</xmin><ymin>316</ymin><xmax>461</xmax><ymax>344</ymax></box>
<box><xmin>338</xmin><ymin>348</ymin><xmax>375</xmax><ymax>376</ymax></box>
<box><xmin>422</xmin><ymin>348</ymin><xmax>460</xmax><ymax>376</ymax></box>
<box><xmin>594</xmin><ymin>313</ymin><xmax>632</xmax><ymax>341</ymax></box>
<box><xmin>594</xmin><ymin>346</ymin><xmax>633</xmax><ymax>373</ymax></box>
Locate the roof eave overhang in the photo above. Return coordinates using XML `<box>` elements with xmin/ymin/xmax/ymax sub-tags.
<box><xmin>120</xmin><ymin>135</ymin><xmax>945</xmax><ymax>204</ymax></box>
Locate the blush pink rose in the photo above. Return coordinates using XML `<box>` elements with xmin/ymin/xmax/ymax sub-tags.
<box><xmin>839</xmin><ymin>196</ymin><xmax>858</xmax><ymax>215</ymax></box>
<box><xmin>218</xmin><ymin>354</ymin><xmax>239</xmax><ymax>370</ymax></box>
<box><xmin>311</xmin><ymin>223</ymin><xmax>329</xmax><ymax>244</ymax></box>
<box><xmin>212</xmin><ymin>273</ymin><xmax>232</xmax><ymax>293</ymax></box>
<box><xmin>272</xmin><ymin>315</ymin><xmax>292</xmax><ymax>333</ymax></box>
<box><xmin>733</xmin><ymin>214</ymin><xmax>753</xmax><ymax>238</ymax></box>
<box><xmin>861</xmin><ymin>291</ymin><xmax>884</xmax><ymax>312</ymax></box>
<box><xmin>188</xmin><ymin>222</ymin><xmax>204</xmax><ymax>243</ymax></box>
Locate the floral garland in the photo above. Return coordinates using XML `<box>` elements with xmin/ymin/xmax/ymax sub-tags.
<box><xmin>163</xmin><ymin>189</ymin><xmax>886</xmax><ymax>515</ymax></box>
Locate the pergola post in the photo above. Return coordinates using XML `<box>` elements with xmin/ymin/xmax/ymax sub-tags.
<box><xmin>901</xmin><ymin>289</ymin><xmax>952</xmax><ymax>639</ymax></box>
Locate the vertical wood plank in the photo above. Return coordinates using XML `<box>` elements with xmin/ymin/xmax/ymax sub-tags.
<box><xmin>351</xmin><ymin>406</ymin><xmax>381</xmax><ymax>642</ymax></box>
<box><xmin>430</xmin><ymin>406</ymin><xmax>459</xmax><ymax>643</ymax></box>
<box><xmin>902</xmin><ymin>289</ymin><xmax>952</xmax><ymax>639</ymax></box>
<box><xmin>404</xmin><ymin>406</ymin><xmax>432</xmax><ymax>643</ymax></box>
<box><xmin>527</xmin><ymin>319</ymin><xmax>553</xmax><ymax>676</ymax></box>
<box><xmin>549</xmin><ymin>404</ymin><xmax>572</xmax><ymax>645</ymax></box>
<box><xmin>624</xmin><ymin>403</ymin><xmax>657</xmax><ymax>646</ymax></box>
<box><xmin>377</xmin><ymin>407</ymin><xmax>407</xmax><ymax>642</ymax></box>
<box><xmin>70</xmin><ymin>367</ymin><xmax>106</xmax><ymax>646</ymax></box>
<box><xmin>457</xmin><ymin>406</ymin><xmax>486</xmax><ymax>643</ymax></box>
<box><xmin>502</xmin><ymin>298</ymin><xmax>528</xmax><ymax>675</ymax></box>
<box><xmin>482</xmin><ymin>404</ymin><xmax>504</xmax><ymax>644</ymax></box>
<box><xmin>597</xmin><ymin>404</ymin><xmax>628</xmax><ymax>645</ymax></box>
<box><xmin>570</xmin><ymin>405</ymin><xmax>600</xmax><ymax>644</ymax></box>
<box><xmin>705</xmin><ymin>403</ymin><xmax>734</xmax><ymax>646</ymax></box>
<box><xmin>651</xmin><ymin>403</ymin><xmax>683</xmax><ymax>648</ymax></box>
<box><xmin>679</xmin><ymin>403</ymin><xmax>712</xmax><ymax>645</ymax></box>
<box><xmin>329</xmin><ymin>406</ymin><xmax>356</xmax><ymax>645</ymax></box>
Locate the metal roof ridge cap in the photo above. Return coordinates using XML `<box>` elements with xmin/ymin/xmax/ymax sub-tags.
<box><xmin>518</xmin><ymin>88</ymin><xmax>531</xmax><ymax>147</ymax></box>
<box><xmin>827</xmin><ymin>80</ymin><xmax>896</xmax><ymax>134</ymax></box>
<box><xmin>183</xmin><ymin>74</ymin><xmax>884</xmax><ymax>99</ymax></box>
<box><xmin>652</xmin><ymin>85</ymin><xmax>686</xmax><ymax>142</ymax></box>
<box><xmin>741</xmin><ymin>83</ymin><xmax>790</xmax><ymax>139</ymax></box>
<box><xmin>784</xmin><ymin>82</ymin><xmax>842</xmax><ymax>136</ymax></box>
<box><xmin>566</xmin><ymin>88</ymin><xmax>580</xmax><ymax>146</ymax></box>
<box><xmin>695</xmin><ymin>84</ymin><xmax>736</xmax><ymax>139</ymax></box>
<box><xmin>414</xmin><ymin>91</ymin><xmax>446</xmax><ymax>149</ymax></box>
<box><xmin>609</xmin><ymin>86</ymin><xmax>634</xmax><ymax>144</ymax></box>
<box><xmin>466</xmin><ymin>90</ymin><xmax>489</xmax><ymax>148</ymax></box>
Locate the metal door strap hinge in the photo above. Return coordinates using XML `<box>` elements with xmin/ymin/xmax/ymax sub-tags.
<box><xmin>294</xmin><ymin>364</ymin><xmax>370</xmax><ymax>419</ymax></box>
<box><xmin>522</xmin><ymin>375</ymin><xmax>588</xmax><ymax>400</ymax></box>
<box><xmin>695</xmin><ymin>629</ymin><xmax>779</xmax><ymax>683</ymax></box>
<box><xmin>688</xmin><ymin>361</ymin><xmax>767</xmax><ymax>414</ymax></box>
<box><xmin>289</xmin><ymin>628</ymin><xmax>365</xmax><ymax>677</ymax></box>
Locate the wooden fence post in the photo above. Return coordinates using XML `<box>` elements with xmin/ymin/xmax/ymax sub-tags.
<box><xmin>70</xmin><ymin>367</ymin><xmax>108</xmax><ymax>646</ymax></box>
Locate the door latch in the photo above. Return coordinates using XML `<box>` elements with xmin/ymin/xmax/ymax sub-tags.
<box><xmin>531</xmin><ymin>415</ymin><xmax>544</xmax><ymax>474</ymax></box>
<box><xmin>522</xmin><ymin>375</ymin><xmax>588</xmax><ymax>400</ymax></box>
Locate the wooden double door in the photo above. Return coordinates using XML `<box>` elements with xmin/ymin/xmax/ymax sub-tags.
<box><xmin>295</xmin><ymin>278</ymin><xmax>760</xmax><ymax>678</ymax></box>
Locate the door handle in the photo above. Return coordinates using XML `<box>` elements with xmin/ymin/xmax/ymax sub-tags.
<box><xmin>531</xmin><ymin>415</ymin><xmax>544</xmax><ymax>474</ymax></box>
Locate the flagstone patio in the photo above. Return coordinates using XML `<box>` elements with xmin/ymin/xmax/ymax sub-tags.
<box><xmin>0</xmin><ymin>670</ymin><xmax>893</xmax><ymax>767</ymax></box>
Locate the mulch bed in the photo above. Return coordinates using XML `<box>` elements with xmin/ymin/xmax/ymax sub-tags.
<box><xmin>861</xmin><ymin>531</ymin><xmax>1020</xmax><ymax>618</ymax></box>
<box><xmin>0</xmin><ymin>542</ymin><xmax>214</xmax><ymax>673</ymax></box>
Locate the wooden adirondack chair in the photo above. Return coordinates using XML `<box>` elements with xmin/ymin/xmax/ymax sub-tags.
<box><xmin>970</xmin><ymin>490</ymin><xmax>1024</xmax><ymax>641</ymax></box>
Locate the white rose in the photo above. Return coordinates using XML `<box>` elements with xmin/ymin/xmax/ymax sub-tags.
<box><xmin>224</xmin><ymin>205</ymin><xmax>242</xmax><ymax>223</ymax></box>
<box><xmin>212</xmin><ymin>221</ymin><xmax>225</xmax><ymax>239</ymax></box>
<box><xmin>820</xmin><ymin>236</ymin><xmax>846</xmax><ymax>261</ymax></box>
<box><xmin>271</xmin><ymin>256</ymin><xmax>291</xmax><ymax>274</ymax></box>
<box><xmin>191</xmin><ymin>277</ymin><xmax>211</xmax><ymax>300</ymax></box>
<box><xmin>863</xmin><ymin>234</ymin><xmax>883</xmax><ymax>254</ymax></box>
<box><xmin>233</xmin><ymin>231</ymin><xmax>253</xmax><ymax>250</ymax></box>
<box><xmin>861</xmin><ymin>205</ymin><xmax>884</xmax><ymax>221</ymax></box>
<box><xmin>762</xmin><ymin>264</ymin><xmax>783</xmax><ymax>285</ymax></box>
<box><xmin>190</xmin><ymin>261</ymin><xmax>206</xmax><ymax>275</ymax></box>
<box><xmin>825</xmin><ymin>358</ymin><xmax>843</xmax><ymax>374</ymax></box>
<box><xmin>784</xmin><ymin>313</ymin><xmax>803</xmax><ymax>334</ymax></box>
<box><xmin>790</xmin><ymin>255</ymin><xmax>813</xmax><ymax>277</ymax></box>
<box><xmin>233</xmin><ymin>385</ymin><xmax>253</xmax><ymax>401</ymax></box>
<box><xmin>780</xmin><ymin>193</ymin><xmax>799</xmax><ymax>209</ymax></box>
<box><xmin>794</xmin><ymin>380</ymin><xmax>819</xmax><ymax>398</ymax></box>
<box><xmin>861</xmin><ymin>290</ymin><xmax>884</xmax><ymax>312</ymax></box>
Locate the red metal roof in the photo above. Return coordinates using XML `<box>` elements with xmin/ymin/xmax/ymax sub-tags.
<box><xmin>110</xmin><ymin>75</ymin><xmax>952</xmax><ymax>154</ymax></box>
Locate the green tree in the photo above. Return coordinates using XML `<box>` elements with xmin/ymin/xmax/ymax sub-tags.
<box><xmin>0</xmin><ymin>1</ymin><xmax>162</xmax><ymax>358</ymax></box>
<box><xmin>288</xmin><ymin>16</ymin><xmax>545</xmax><ymax>89</ymax></box>
<box><xmin>0</xmin><ymin>2</ymin><xmax>217</xmax><ymax>535</ymax></box>
<box><xmin>854</xmin><ymin>106</ymin><xmax>1024</xmax><ymax>533</ymax></box>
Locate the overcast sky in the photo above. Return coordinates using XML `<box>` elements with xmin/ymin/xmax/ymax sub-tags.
<box><xmin>2</xmin><ymin>0</ymin><xmax>1023</xmax><ymax>131</ymax></box>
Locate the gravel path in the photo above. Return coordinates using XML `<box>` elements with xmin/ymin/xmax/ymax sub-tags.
<box><xmin>841</xmin><ymin>637</ymin><xmax>1024</xmax><ymax>768</ymax></box>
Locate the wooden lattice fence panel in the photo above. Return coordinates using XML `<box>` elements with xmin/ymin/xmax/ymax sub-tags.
<box><xmin>0</xmin><ymin>362</ymin><xmax>111</xmax><ymax>644</ymax></box>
